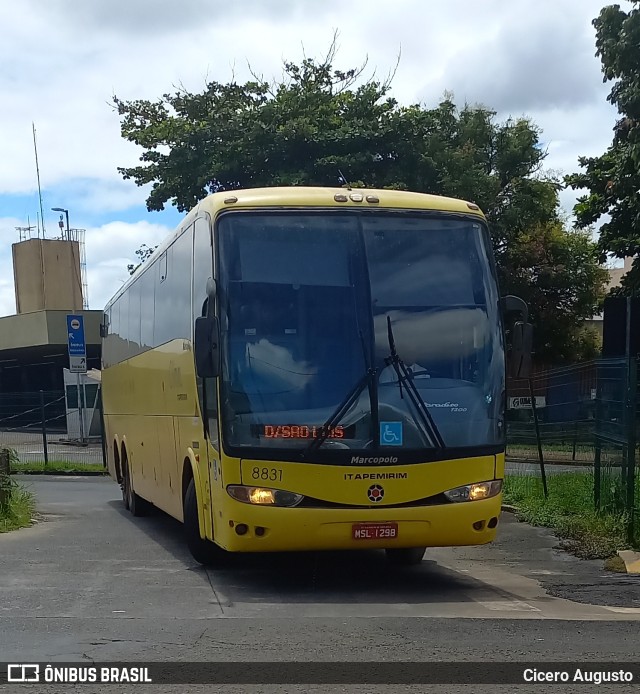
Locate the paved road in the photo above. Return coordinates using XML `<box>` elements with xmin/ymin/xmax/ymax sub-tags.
<box><xmin>2</xmin><ymin>476</ymin><xmax>640</xmax><ymax>693</ymax></box>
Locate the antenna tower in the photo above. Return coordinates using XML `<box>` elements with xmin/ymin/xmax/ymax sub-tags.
<box><xmin>16</xmin><ymin>219</ymin><xmax>36</xmax><ymax>242</ymax></box>
<box><xmin>69</xmin><ymin>227</ymin><xmax>90</xmax><ymax>309</ymax></box>
<box><xmin>32</xmin><ymin>123</ymin><xmax>46</xmax><ymax>238</ymax></box>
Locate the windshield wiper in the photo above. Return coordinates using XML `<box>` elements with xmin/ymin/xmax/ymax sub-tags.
<box><xmin>384</xmin><ymin>315</ymin><xmax>445</xmax><ymax>449</ymax></box>
<box><xmin>303</xmin><ymin>331</ymin><xmax>378</xmax><ymax>455</ymax></box>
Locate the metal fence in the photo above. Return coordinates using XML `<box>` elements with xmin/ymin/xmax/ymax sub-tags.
<box><xmin>507</xmin><ymin>357</ymin><xmax>639</xmax><ymax>542</ymax></box>
<box><xmin>506</xmin><ymin>358</ymin><xmax>631</xmax><ymax>465</ymax></box>
<box><xmin>0</xmin><ymin>389</ymin><xmax>105</xmax><ymax>469</ymax></box>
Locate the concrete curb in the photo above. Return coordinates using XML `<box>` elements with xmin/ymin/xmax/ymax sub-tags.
<box><xmin>501</xmin><ymin>504</ymin><xmax>518</xmax><ymax>514</ymax></box>
<box><xmin>617</xmin><ymin>550</ymin><xmax>640</xmax><ymax>574</ymax></box>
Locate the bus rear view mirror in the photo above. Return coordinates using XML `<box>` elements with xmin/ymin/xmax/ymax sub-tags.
<box><xmin>510</xmin><ymin>321</ymin><xmax>533</xmax><ymax>379</ymax></box>
<box><xmin>501</xmin><ymin>295</ymin><xmax>528</xmax><ymax>324</ymax></box>
<box><xmin>194</xmin><ymin>316</ymin><xmax>219</xmax><ymax>379</ymax></box>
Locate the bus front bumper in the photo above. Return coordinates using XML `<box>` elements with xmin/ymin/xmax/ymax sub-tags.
<box><xmin>214</xmin><ymin>495</ymin><xmax>502</xmax><ymax>553</ymax></box>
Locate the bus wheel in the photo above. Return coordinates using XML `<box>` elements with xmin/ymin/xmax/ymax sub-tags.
<box><xmin>117</xmin><ymin>448</ymin><xmax>128</xmax><ymax>510</ymax></box>
<box><xmin>121</xmin><ymin>478</ymin><xmax>129</xmax><ymax>511</ymax></box>
<box><xmin>184</xmin><ymin>478</ymin><xmax>221</xmax><ymax>566</ymax></box>
<box><xmin>385</xmin><ymin>547</ymin><xmax>426</xmax><ymax>566</ymax></box>
<box><xmin>122</xmin><ymin>458</ymin><xmax>147</xmax><ymax>517</ymax></box>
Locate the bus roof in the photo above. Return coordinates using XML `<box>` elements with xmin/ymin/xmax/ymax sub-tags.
<box><xmin>198</xmin><ymin>186</ymin><xmax>485</xmax><ymax>218</ymax></box>
<box><xmin>105</xmin><ymin>187</ymin><xmax>485</xmax><ymax>310</ymax></box>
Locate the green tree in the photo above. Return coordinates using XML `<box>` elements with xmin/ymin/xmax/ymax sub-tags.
<box><xmin>114</xmin><ymin>49</ymin><xmax>607</xmax><ymax>362</ymax></box>
<box><xmin>566</xmin><ymin>2</ymin><xmax>640</xmax><ymax>294</ymax></box>
<box><xmin>127</xmin><ymin>243</ymin><xmax>157</xmax><ymax>275</ymax></box>
<box><xmin>500</xmin><ymin>222</ymin><xmax>607</xmax><ymax>362</ymax></box>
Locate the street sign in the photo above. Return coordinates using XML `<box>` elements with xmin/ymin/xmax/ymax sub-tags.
<box><xmin>67</xmin><ymin>314</ymin><xmax>87</xmax><ymax>373</ymax></box>
<box><xmin>508</xmin><ymin>396</ymin><xmax>546</xmax><ymax>410</ymax></box>
<box><xmin>69</xmin><ymin>355</ymin><xmax>87</xmax><ymax>373</ymax></box>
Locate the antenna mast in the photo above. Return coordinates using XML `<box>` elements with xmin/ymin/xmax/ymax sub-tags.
<box><xmin>32</xmin><ymin>122</ymin><xmax>46</xmax><ymax>238</ymax></box>
<box><xmin>16</xmin><ymin>221</ymin><xmax>36</xmax><ymax>242</ymax></box>
<box><xmin>337</xmin><ymin>169</ymin><xmax>352</xmax><ymax>191</ymax></box>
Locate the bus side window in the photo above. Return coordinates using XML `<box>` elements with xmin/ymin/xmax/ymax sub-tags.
<box><xmin>193</xmin><ymin>216</ymin><xmax>218</xmax><ymax>445</ymax></box>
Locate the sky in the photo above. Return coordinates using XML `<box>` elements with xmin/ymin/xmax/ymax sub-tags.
<box><xmin>0</xmin><ymin>0</ymin><xmax>625</xmax><ymax>317</ymax></box>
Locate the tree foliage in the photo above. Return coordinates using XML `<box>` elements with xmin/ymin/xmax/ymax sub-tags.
<box><xmin>566</xmin><ymin>2</ymin><xmax>640</xmax><ymax>294</ymax></box>
<box><xmin>127</xmin><ymin>243</ymin><xmax>157</xmax><ymax>275</ymax></box>
<box><xmin>114</xmin><ymin>47</ymin><xmax>607</xmax><ymax>363</ymax></box>
<box><xmin>502</xmin><ymin>223</ymin><xmax>607</xmax><ymax>362</ymax></box>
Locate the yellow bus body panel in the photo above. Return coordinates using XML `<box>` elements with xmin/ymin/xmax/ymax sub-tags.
<box><xmin>237</xmin><ymin>455</ymin><xmax>495</xmax><ymax>502</ymax></box>
<box><xmin>214</xmin><ymin>497</ymin><xmax>502</xmax><ymax>552</ymax></box>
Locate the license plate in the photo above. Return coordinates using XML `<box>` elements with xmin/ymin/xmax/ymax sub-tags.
<box><xmin>352</xmin><ymin>522</ymin><xmax>398</xmax><ymax>540</ymax></box>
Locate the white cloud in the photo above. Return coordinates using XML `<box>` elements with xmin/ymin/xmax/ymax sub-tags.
<box><xmin>0</xmin><ymin>218</ymin><xmax>22</xmax><ymax>317</ymax></box>
<box><xmin>415</xmin><ymin>1</ymin><xmax>610</xmax><ymax>112</ymax></box>
<box><xmin>0</xmin><ymin>0</ymin><xmax>621</xmax><ymax>200</ymax></box>
<box><xmin>0</xmin><ymin>0</ymin><xmax>631</xmax><ymax>316</ymax></box>
<box><xmin>48</xmin><ymin>178</ymin><xmax>156</xmax><ymax>216</ymax></box>
<box><xmin>84</xmin><ymin>221</ymin><xmax>172</xmax><ymax>311</ymax></box>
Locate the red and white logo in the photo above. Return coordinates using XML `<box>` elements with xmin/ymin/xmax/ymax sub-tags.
<box><xmin>367</xmin><ymin>484</ymin><xmax>384</xmax><ymax>502</ymax></box>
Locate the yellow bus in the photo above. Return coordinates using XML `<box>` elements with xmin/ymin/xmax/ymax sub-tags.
<box><xmin>101</xmin><ymin>187</ymin><xmax>531</xmax><ymax>566</ymax></box>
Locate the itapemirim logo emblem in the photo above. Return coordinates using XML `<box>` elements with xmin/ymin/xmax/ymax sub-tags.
<box><xmin>367</xmin><ymin>484</ymin><xmax>384</xmax><ymax>502</ymax></box>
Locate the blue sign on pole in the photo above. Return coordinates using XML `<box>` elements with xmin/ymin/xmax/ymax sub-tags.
<box><xmin>67</xmin><ymin>314</ymin><xmax>86</xmax><ymax>356</ymax></box>
<box><xmin>67</xmin><ymin>315</ymin><xmax>87</xmax><ymax>373</ymax></box>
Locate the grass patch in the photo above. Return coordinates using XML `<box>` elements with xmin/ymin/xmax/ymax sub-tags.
<box><xmin>0</xmin><ymin>481</ymin><xmax>35</xmax><ymax>532</ymax></box>
<box><xmin>503</xmin><ymin>472</ymin><xmax>638</xmax><ymax>560</ymax></box>
<box><xmin>603</xmin><ymin>555</ymin><xmax>627</xmax><ymax>573</ymax></box>
<box><xmin>11</xmin><ymin>460</ymin><xmax>106</xmax><ymax>474</ymax></box>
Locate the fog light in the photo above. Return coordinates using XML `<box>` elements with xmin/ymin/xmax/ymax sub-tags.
<box><xmin>473</xmin><ymin>521</ymin><xmax>485</xmax><ymax>531</ymax></box>
<box><xmin>488</xmin><ymin>516</ymin><xmax>499</xmax><ymax>529</ymax></box>
<box><xmin>255</xmin><ymin>526</ymin><xmax>266</xmax><ymax>537</ymax></box>
<box><xmin>235</xmin><ymin>523</ymin><xmax>248</xmax><ymax>535</ymax></box>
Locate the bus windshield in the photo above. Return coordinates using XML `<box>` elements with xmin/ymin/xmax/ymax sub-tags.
<box><xmin>218</xmin><ymin>210</ymin><xmax>505</xmax><ymax>461</ymax></box>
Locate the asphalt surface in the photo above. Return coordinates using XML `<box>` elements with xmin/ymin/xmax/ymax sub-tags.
<box><xmin>1</xmin><ymin>475</ymin><xmax>640</xmax><ymax>693</ymax></box>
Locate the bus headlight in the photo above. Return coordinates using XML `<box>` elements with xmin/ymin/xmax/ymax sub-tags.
<box><xmin>227</xmin><ymin>485</ymin><xmax>304</xmax><ymax>507</ymax></box>
<box><xmin>443</xmin><ymin>480</ymin><xmax>502</xmax><ymax>502</ymax></box>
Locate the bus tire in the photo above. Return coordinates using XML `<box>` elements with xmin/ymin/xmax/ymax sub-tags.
<box><xmin>385</xmin><ymin>547</ymin><xmax>426</xmax><ymax>566</ymax></box>
<box><xmin>121</xmin><ymin>479</ymin><xmax>129</xmax><ymax>511</ymax></box>
<box><xmin>116</xmin><ymin>445</ymin><xmax>128</xmax><ymax>510</ymax></box>
<box><xmin>184</xmin><ymin>478</ymin><xmax>219</xmax><ymax>566</ymax></box>
<box><xmin>122</xmin><ymin>458</ymin><xmax>147</xmax><ymax>517</ymax></box>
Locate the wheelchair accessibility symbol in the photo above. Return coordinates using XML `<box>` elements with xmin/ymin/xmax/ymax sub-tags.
<box><xmin>380</xmin><ymin>421</ymin><xmax>403</xmax><ymax>446</ymax></box>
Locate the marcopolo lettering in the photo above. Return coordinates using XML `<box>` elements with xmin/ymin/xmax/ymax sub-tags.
<box><xmin>350</xmin><ymin>456</ymin><xmax>398</xmax><ymax>465</ymax></box>
<box><xmin>344</xmin><ymin>472</ymin><xmax>408</xmax><ymax>480</ymax></box>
